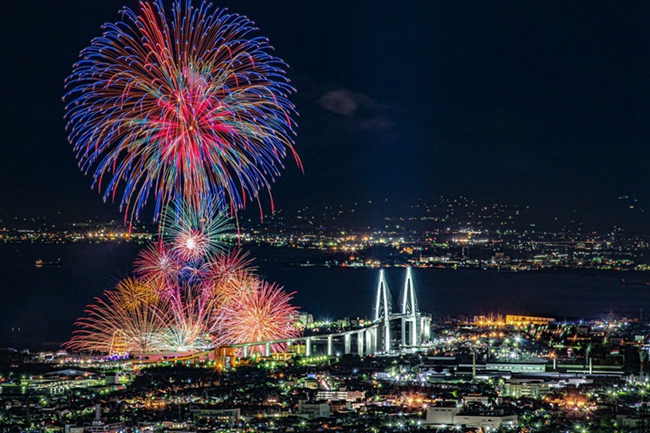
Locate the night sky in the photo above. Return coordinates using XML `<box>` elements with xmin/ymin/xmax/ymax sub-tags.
<box><xmin>2</xmin><ymin>1</ymin><xmax>650</xmax><ymax>228</ymax></box>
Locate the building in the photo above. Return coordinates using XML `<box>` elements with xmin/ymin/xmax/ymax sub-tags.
<box><xmin>189</xmin><ymin>408</ymin><xmax>240</xmax><ymax>427</ymax></box>
<box><xmin>453</xmin><ymin>413</ymin><xmax>518</xmax><ymax>430</ymax></box>
<box><xmin>426</xmin><ymin>406</ymin><xmax>517</xmax><ymax>430</ymax></box>
<box><xmin>214</xmin><ymin>347</ymin><xmax>238</xmax><ymax>369</ymax></box>
<box><xmin>298</xmin><ymin>400</ymin><xmax>330</xmax><ymax>419</ymax></box>
<box><xmin>316</xmin><ymin>390</ymin><xmax>365</xmax><ymax>402</ymax></box>
<box><xmin>84</xmin><ymin>422</ymin><xmax>126</xmax><ymax>433</ymax></box>
<box><xmin>505</xmin><ymin>315</ymin><xmax>555</xmax><ymax>326</ymax></box>
<box><xmin>161</xmin><ymin>422</ymin><xmax>196</xmax><ymax>433</ymax></box>
<box><xmin>463</xmin><ymin>394</ymin><xmax>491</xmax><ymax>406</ymax></box>
<box><xmin>503</xmin><ymin>379</ymin><xmax>551</xmax><ymax>398</ymax></box>
<box><xmin>486</xmin><ymin>361</ymin><xmax>546</xmax><ymax>373</ymax></box>
<box><xmin>425</xmin><ymin>405</ymin><xmax>461</xmax><ymax>425</ymax></box>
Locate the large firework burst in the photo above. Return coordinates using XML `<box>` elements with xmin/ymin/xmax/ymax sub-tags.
<box><xmin>64</xmin><ymin>0</ymin><xmax>300</xmax><ymax>221</ymax></box>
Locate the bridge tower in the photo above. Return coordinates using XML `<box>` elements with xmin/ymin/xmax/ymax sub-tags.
<box><xmin>400</xmin><ymin>267</ymin><xmax>419</xmax><ymax>347</ymax></box>
<box><xmin>374</xmin><ymin>269</ymin><xmax>392</xmax><ymax>352</ymax></box>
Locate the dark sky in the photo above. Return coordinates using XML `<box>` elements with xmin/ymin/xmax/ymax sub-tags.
<box><xmin>2</xmin><ymin>1</ymin><xmax>650</xmax><ymax>227</ymax></box>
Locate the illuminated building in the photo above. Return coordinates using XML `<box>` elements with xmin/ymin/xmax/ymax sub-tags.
<box><xmin>505</xmin><ymin>315</ymin><xmax>555</xmax><ymax>326</ymax></box>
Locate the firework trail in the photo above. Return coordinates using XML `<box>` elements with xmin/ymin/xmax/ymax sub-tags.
<box><xmin>65</xmin><ymin>0</ymin><xmax>300</xmax><ymax>221</ymax></box>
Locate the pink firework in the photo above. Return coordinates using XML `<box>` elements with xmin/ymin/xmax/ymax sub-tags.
<box><xmin>134</xmin><ymin>241</ymin><xmax>184</xmax><ymax>289</ymax></box>
<box><xmin>200</xmin><ymin>250</ymin><xmax>255</xmax><ymax>298</ymax></box>
<box><xmin>220</xmin><ymin>280</ymin><xmax>300</xmax><ymax>354</ymax></box>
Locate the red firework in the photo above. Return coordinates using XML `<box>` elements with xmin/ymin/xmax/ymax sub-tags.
<box><xmin>134</xmin><ymin>241</ymin><xmax>184</xmax><ymax>288</ymax></box>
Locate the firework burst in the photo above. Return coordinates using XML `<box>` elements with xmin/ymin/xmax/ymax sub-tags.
<box><xmin>65</xmin><ymin>0</ymin><xmax>300</xmax><ymax>221</ymax></box>
<box><xmin>66</xmin><ymin>278</ymin><xmax>170</xmax><ymax>355</ymax></box>
<box><xmin>220</xmin><ymin>280</ymin><xmax>300</xmax><ymax>354</ymax></box>
<box><xmin>162</xmin><ymin>199</ymin><xmax>233</xmax><ymax>262</ymax></box>
<box><xmin>68</xmin><ymin>274</ymin><xmax>224</xmax><ymax>355</ymax></box>
<box><xmin>200</xmin><ymin>249</ymin><xmax>256</xmax><ymax>304</ymax></box>
<box><xmin>134</xmin><ymin>241</ymin><xmax>184</xmax><ymax>289</ymax></box>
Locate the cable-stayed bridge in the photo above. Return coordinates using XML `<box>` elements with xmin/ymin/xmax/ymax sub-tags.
<box><xmin>234</xmin><ymin>267</ymin><xmax>432</xmax><ymax>358</ymax></box>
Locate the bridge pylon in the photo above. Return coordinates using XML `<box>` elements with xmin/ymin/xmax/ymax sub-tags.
<box><xmin>400</xmin><ymin>267</ymin><xmax>420</xmax><ymax>347</ymax></box>
<box><xmin>374</xmin><ymin>269</ymin><xmax>392</xmax><ymax>352</ymax></box>
<box><xmin>401</xmin><ymin>266</ymin><xmax>418</xmax><ymax>316</ymax></box>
